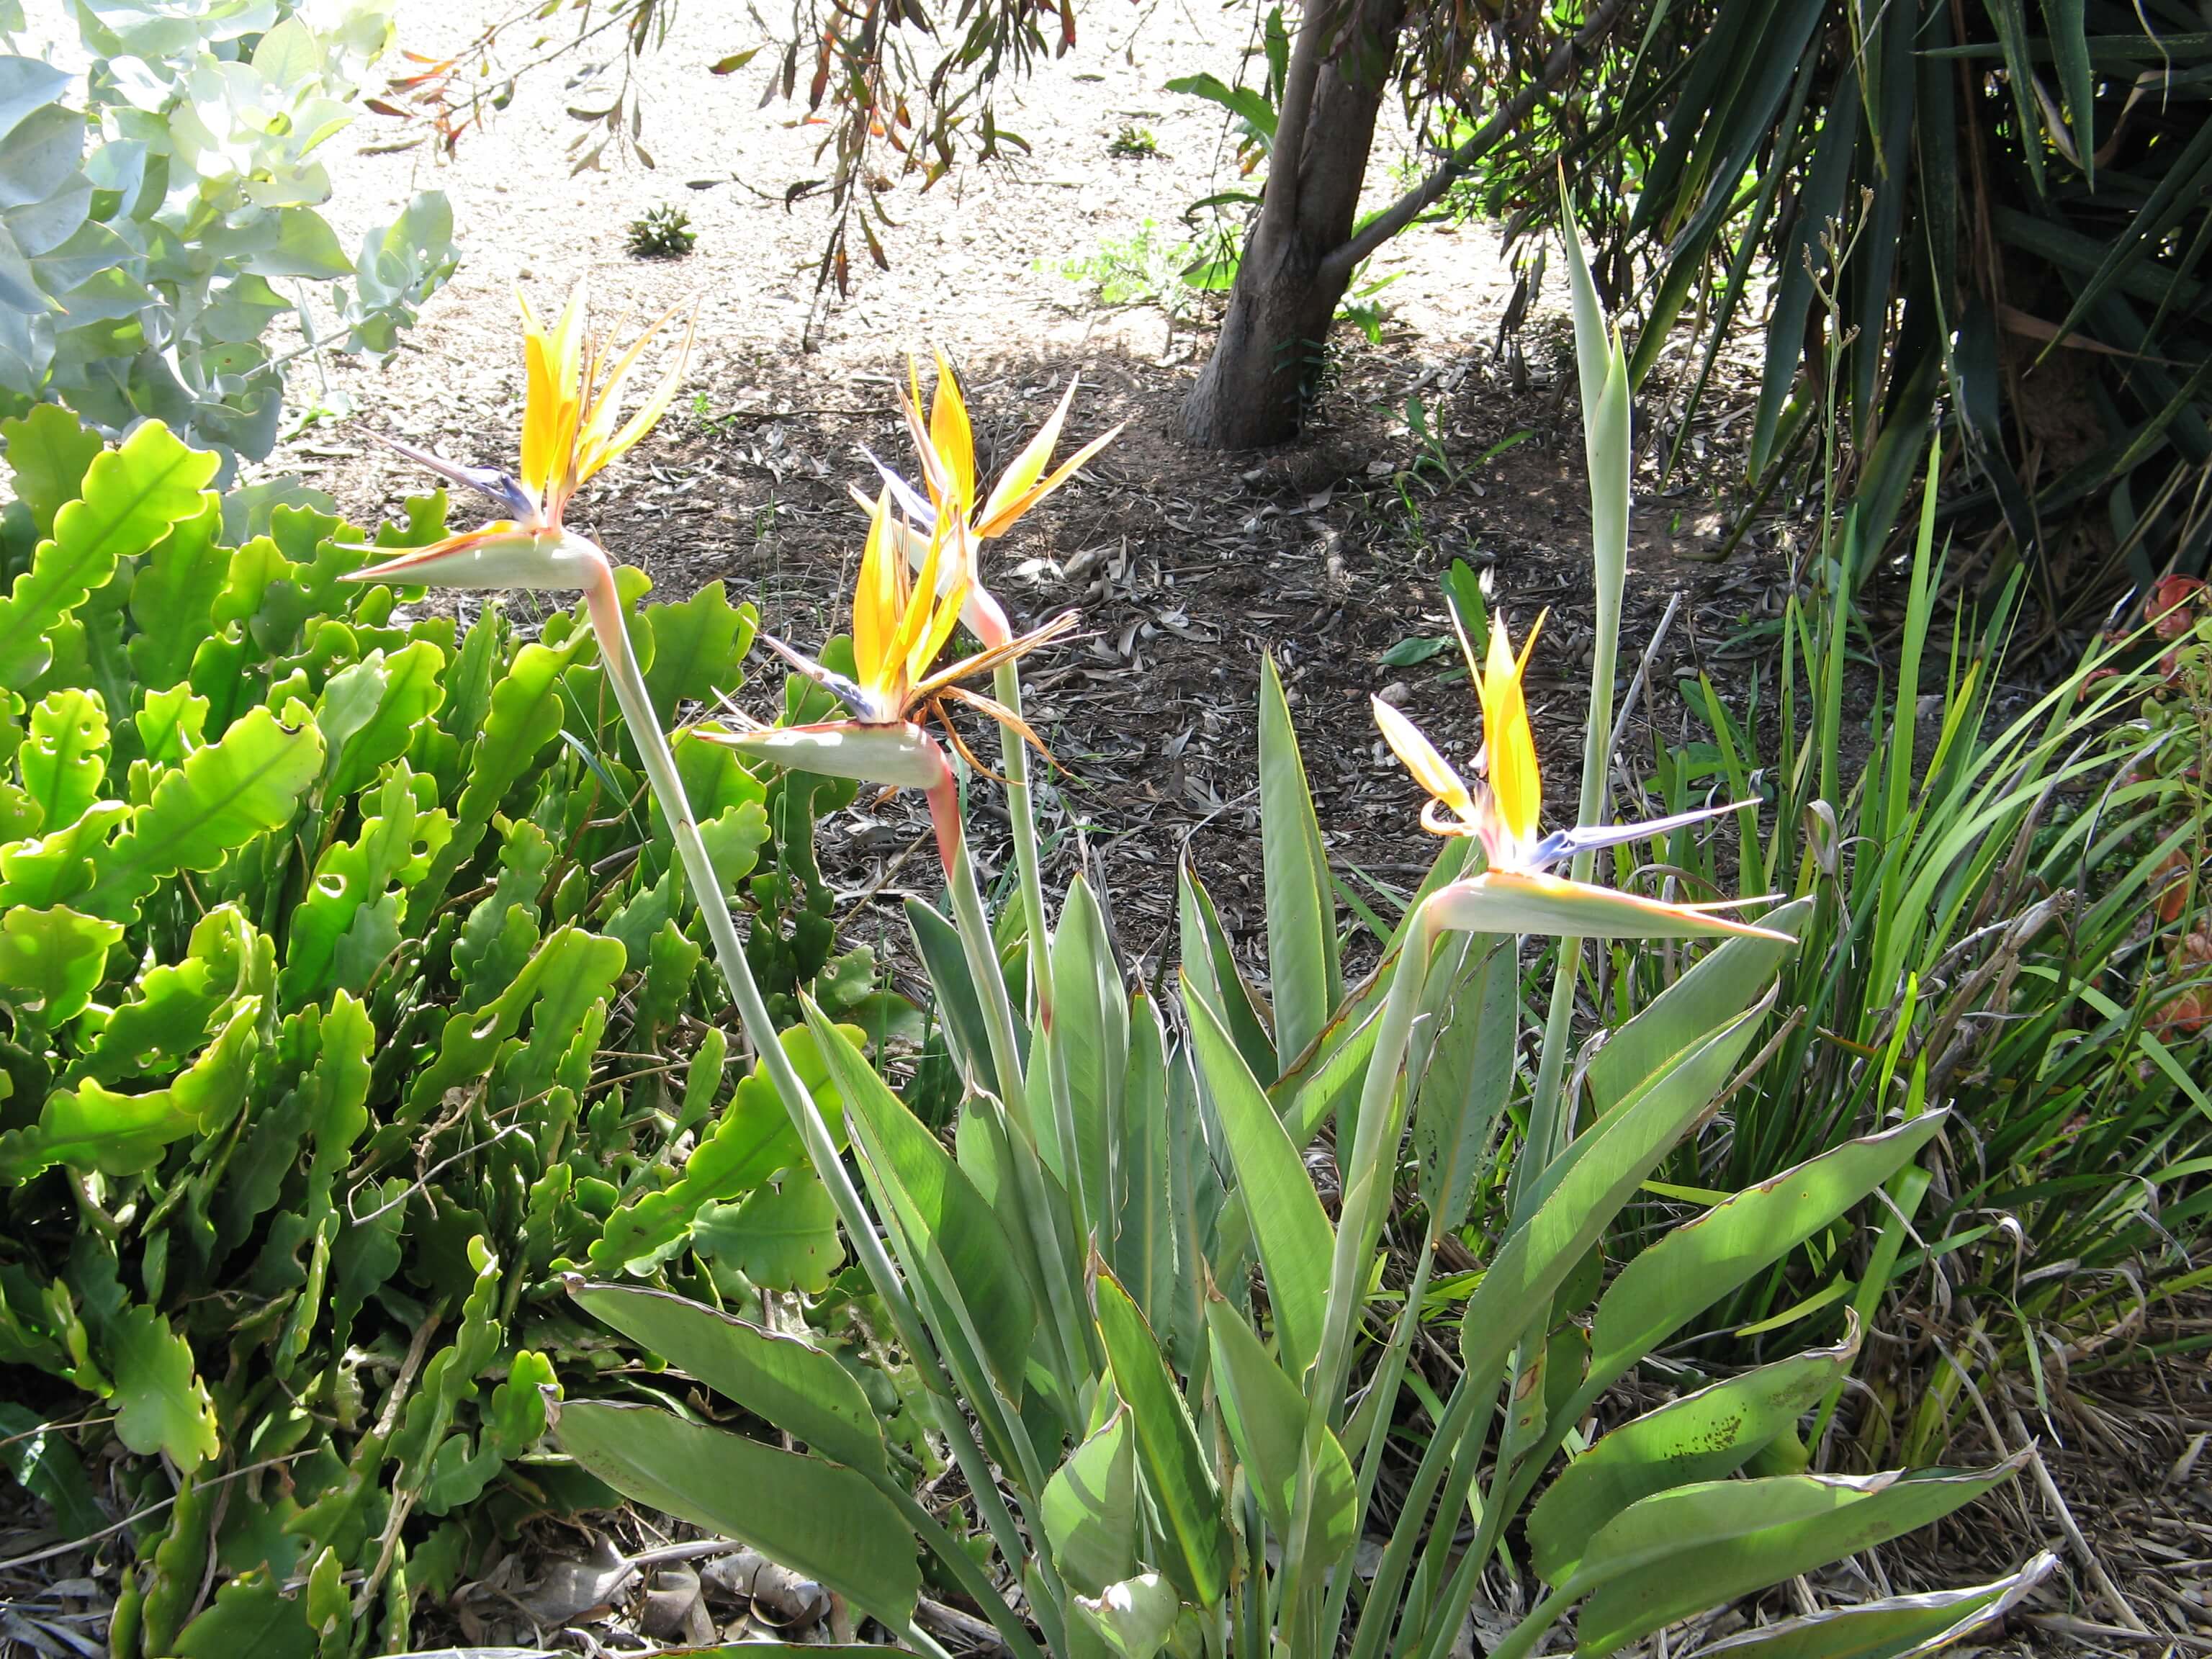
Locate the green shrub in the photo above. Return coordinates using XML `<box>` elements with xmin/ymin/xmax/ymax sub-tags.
<box><xmin>0</xmin><ymin>0</ymin><xmax>455</xmax><ymax>471</ymax></box>
<box><xmin>0</xmin><ymin>407</ymin><xmax>903</xmax><ymax>1655</ymax></box>
<box><xmin>1608</xmin><ymin>455</ymin><xmax>2211</xmax><ymax>1444</ymax></box>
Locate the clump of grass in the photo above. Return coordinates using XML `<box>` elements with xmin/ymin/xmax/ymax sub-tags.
<box><xmin>1107</xmin><ymin>124</ymin><xmax>1160</xmax><ymax>158</ymax></box>
<box><xmin>627</xmin><ymin>204</ymin><xmax>697</xmax><ymax>258</ymax></box>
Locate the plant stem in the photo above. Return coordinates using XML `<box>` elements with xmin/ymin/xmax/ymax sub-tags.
<box><xmin>1310</xmin><ymin>901</ymin><xmax>1439</xmax><ymax>1424</ymax></box>
<box><xmin>994</xmin><ymin>660</ymin><xmax>1054</xmax><ymax>1026</ymax></box>
<box><xmin>938</xmin><ymin>798</ymin><xmax>1100</xmax><ymax>1383</ymax></box>
<box><xmin>578</xmin><ymin>567</ymin><xmax>1033</xmax><ymax>1596</ymax></box>
<box><xmin>1320</xmin><ymin>1233</ymin><xmax>1435</xmax><ymax>1646</ymax></box>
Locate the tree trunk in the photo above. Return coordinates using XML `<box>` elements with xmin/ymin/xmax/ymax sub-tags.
<box><xmin>1179</xmin><ymin>0</ymin><xmax>1407</xmax><ymax>450</ymax></box>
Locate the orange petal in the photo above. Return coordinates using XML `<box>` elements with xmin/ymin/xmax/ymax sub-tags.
<box><xmin>972</xmin><ymin>422</ymin><xmax>1122</xmax><ymax>540</ymax></box>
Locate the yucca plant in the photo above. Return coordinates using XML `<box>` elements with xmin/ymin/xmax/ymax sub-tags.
<box><xmin>355</xmin><ymin>215</ymin><xmax>2054</xmax><ymax>1658</ymax></box>
<box><xmin>1539</xmin><ymin>0</ymin><xmax>2211</xmax><ymax>608</ymax></box>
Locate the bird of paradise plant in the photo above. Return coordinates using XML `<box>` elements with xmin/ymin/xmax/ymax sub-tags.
<box><xmin>342</xmin><ymin>284</ymin><xmax>1048</xmax><ymax>1659</ymax></box>
<box><xmin>740</xmin><ymin>488</ymin><xmax>1076</xmax><ymax>866</ymax></box>
<box><xmin>548</xmin><ymin>207</ymin><xmax>2042</xmax><ymax>1659</ymax></box>
<box><xmin>864</xmin><ymin>353</ymin><xmax>1123</xmax><ymax>1039</ymax></box>
<box><xmin>341</xmin><ymin>248</ymin><xmax>2041</xmax><ymax>1659</ymax></box>
<box><xmin>1370</xmin><ymin>608</ymin><xmax>1781</xmax><ymax>938</ymax></box>
<box><xmin>709</xmin><ymin>485</ymin><xmax>1092</xmax><ymax>1320</ymax></box>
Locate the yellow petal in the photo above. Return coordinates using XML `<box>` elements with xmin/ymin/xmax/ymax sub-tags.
<box><xmin>575</xmin><ymin>304</ymin><xmax>685</xmax><ymax>477</ymax></box>
<box><xmin>909</xmin><ymin>572</ymin><xmax>968</xmax><ymax>688</ymax></box>
<box><xmin>974</xmin><ymin>377</ymin><xmax>1074</xmax><ymax>532</ymax></box>
<box><xmin>518</xmin><ymin>288</ymin><xmax>557</xmax><ymax>501</ymax></box>
<box><xmin>899</xmin><ymin>375</ymin><xmax>959</xmax><ymax>517</ymax></box>
<box><xmin>852</xmin><ymin>492</ymin><xmax>898</xmax><ymax>688</ymax></box>
<box><xmin>543</xmin><ymin>285</ymin><xmax>589</xmax><ymax>498</ymax></box>
<box><xmin>885</xmin><ymin>523</ymin><xmax>948</xmax><ymax>690</ymax></box>
<box><xmin>929</xmin><ymin>349</ymin><xmax>976</xmax><ymax>516</ymax></box>
<box><xmin>1479</xmin><ymin>612</ymin><xmax>1544</xmax><ymax>846</ymax></box>
<box><xmin>972</xmin><ymin>422</ymin><xmax>1123</xmax><ymax>540</ymax></box>
<box><xmin>1372</xmin><ymin>696</ymin><xmax>1475</xmax><ymax>827</ymax></box>
<box><xmin>583</xmin><ymin>310</ymin><xmax>694</xmax><ymax>482</ymax></box>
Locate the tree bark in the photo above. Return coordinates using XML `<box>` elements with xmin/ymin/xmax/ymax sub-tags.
<box><xmin>1179</xmin><ymin>0</ymin><xmax>1407</xmax><ymax>450</ymax></box>
<box><xmin>1179</xmin><ymin>0</ymin><xmax>1632</xmax><ymax>451</ymax></box>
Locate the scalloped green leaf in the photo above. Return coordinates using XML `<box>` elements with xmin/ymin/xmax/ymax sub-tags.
<box><xmin>0</xmin><ymin>903</ymin><xmax>120</xmax><ymax>1027</ymax></box>
<box><xmin>640</xmin><ymin>579</ymin><xmax>755</xmax><ymax>724</ymax></box>
<box><xmin>107</xmin><ymin>1303</ymin><xmax>219</xmax><ymax>1469</ymax></box>
<box><xmin>85</xmin><ymin>706</ymin><xmax>323</xmax><ymax>920</ymax></box>
<box><xmin>19</xmin><ymin>685</ymin><xmax>107</xmax><ymax>831</ymax></box>
<box><xmin>1</xmin><ymin>996</ymin><xmax>260</xmax><ymax>1179</ymax></box>
<box><xmin>0</xmin><ymin>423</ymin><xmax>217</xmax><ymax>690</ymax></box>
<box><xmin>0</xmin><ymin>403</ymin><xmax>102</xmax><ymax>539</ymax></box>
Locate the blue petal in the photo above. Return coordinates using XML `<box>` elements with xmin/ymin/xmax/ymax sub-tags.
<box><xmin>1527</xmin><ymin>799</ymin><xmax>1752</xmax><ymax>871</ymax></box>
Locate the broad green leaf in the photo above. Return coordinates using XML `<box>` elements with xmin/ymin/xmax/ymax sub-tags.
<box><xmin>86</xmin><ymin>706</ymin><xmax>323</xmax><ymax>920</ymax></box>
<box><xmin>0</xmin><ymin>403</ymin><xmax>102</xmax><ymax>538</ymax></box>
<box><xmin>1584</xmin><ymin>1115</ymin><xmax>1946</xmax><ymax>1394</ymax></box>
<box><xmin>693</xmin><ymin>1166</ymin><xmax>847</xmax><ymax>1294</ymax></box>
<box><xmin>107</xmin><ymin>1303</ymin><xmax>219</xmax><ymax>1469</ymax></box>
<box><xmin>1164</xmin><ymin>72</ymin><xmax>1277</xmax><ymax>138</ymax></box>
<box><xmin>640</xmin><ymin>579</ymin><xmax>755</xmax><ymax>723</ymax></box>
<box><xmin>1258</xmin><ymin>655</ymin><xmax>1339</xmax><ymax>1077</ymax></box>
<box><xmin>1462</xmin><ymin>998</ymin><xmax>1769</xmax><ymax>1390</ymax></box>
<box><xmin>79</xmin><ymin>904</ymin><xmax>264</xmax><ymax>1084</ymax></box>
<box><xmin>1074</xmin><ymin>1573</ymin><xmax>1182</xmax><ymax>1659</ymax></box>
<box><xmin>1043</xmin><ymin>1409</ymin><xmax>1140</xmax><ymax>1595</ymax></box>
<box><xmin>1115</xmin><ymin>992</ymin><xmax>1174</xmax><ymax>1328</ymax></box>
<box><xmin>1568</xmin><ymin>1456</ymin><xmax>2028</xmax><ymax>1656</ymax></box>
<box><xmin>1690</xmin><ymin>1552</ymin><xmax>2057</xmax><ymax>1658</ymax></box>
<box><xmin>172</xmin><ymin>1568</ymin><xmax>314</xmax><ymax>1659</ymax></box>
<box><xmin>567</xmin><ymin>1281</ymin><xmax>884</xmax><ymax>1475</ymax></box>
<box><xmin>1585</xmin><ymin>898</ymin><xmax>1808</xmax><ymax>1115</ymax></box>
<box><xmin>1177</xmin><ymin>860</ymin><xmax>1274</xmax><ymax>1084</ymax></box>
<box><xmin>127</xmin><ymin>496</ymin><xmax>228</xmax><ymax>688</ymax></box>
<box><xmin>19</xmin><ymin>686</ymin><xmax>106</xmax><ymax>831</ymax></box>
<box><xmin>1412</xmin><ymin>935</ymin><xmax>1516</xmax><ymax>1238</ymax></box>
<box><xmin>323</xmin><ymin>639</ymin><xmax>446</xmax><ymax>796</ymax></box>
<box><xmin>1052</xmin><ymin>874</ymin><xmax>1128</xmax><ymax>1229</ymax></box>
<box><xmin>1560</xmin><ymin>192</ymin><xmax>1612</xmax><ymax>419</ymax></box>
<box><xmin>1</xmin><ymin>997</ymin><xmax>259</xmax><ymax>1179</ymax></box>
<box><xmin>1204</xmin><ymin>1295</ymin><xmax>1354</xmax><ymax>1573</ymax></box>
<box><xmin>0</xmin><ymin>422</ymin><xmax>217</xmax><ymax>690</ymax></box>
<box><xmin>1182</xmin><ymin>981</ymin><xmax>1331</xmax><ymax>1381</ymax></box>
<box><xmin>1528</xmin><ymin>1324</ymin><xmax>1860</xmax><ymax>1583</ymax></box>
<box><xmin>904</xmin><ymin>894</ymin><xmax>997</xmax><ymax>1091</ymax></box>
<box><xmin>1094</xmin><ymin>1267</ymin><xmax>1228</xmax><ymax>1609</ymax></box>
<box><xmin>0</xmin><ymin>904</ymin><xmax>120</xmax><ymax>1025</ymax></box>
<box><xmin>553</xmin><ymin>1399</ymin><xmax>920</xmax><ymax>1629</ymax></box>
<box><xmin>804</xmin><ymin>1002</ymin><xmax>1035</xmax><ymax>1397</ymax></box>
<box><xmin>588</xmin><ymin>1025</ymin><xmax>847</xmax><ymax>1274</ymax></box>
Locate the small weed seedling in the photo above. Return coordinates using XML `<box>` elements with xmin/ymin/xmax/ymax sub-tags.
<box><xmin>628</xmin><ymin>203</ymin><xmax>698</xmax><ymax>258</ymax></box>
